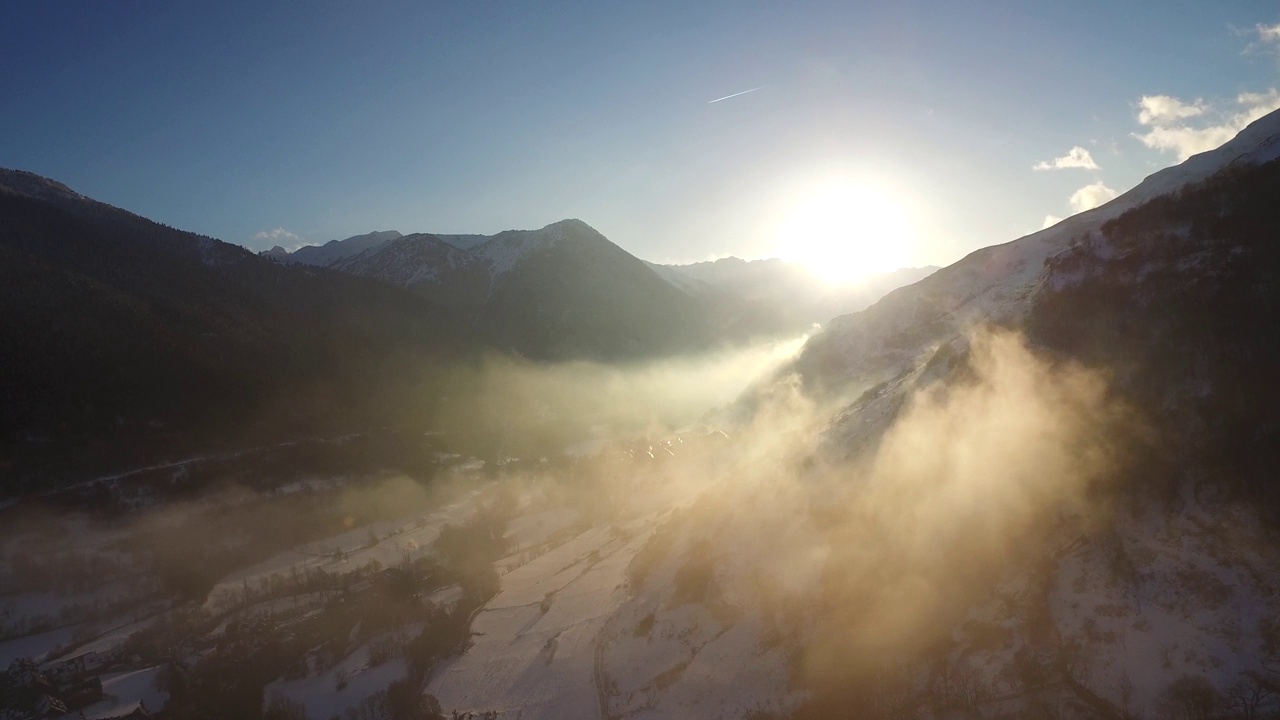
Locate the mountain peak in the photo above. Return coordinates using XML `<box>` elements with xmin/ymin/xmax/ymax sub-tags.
<box><xmin>795</xmin><ymin>105</ymin><xmax>1280</xmax><ymax>392</ymax></box>
<box><xmin>0</xmin><ymin>168</ymin><xmax>87</xmax><ymax>205</ymax></box>
<box><xmin>273</xmin><ymin>230</ymin><xmax>403</xmax><ymax>267</ymax></box>
<box><xmin>542</xmin><ymin>218</ymin><xmax>595</xmax><ymax>233</ymax></box>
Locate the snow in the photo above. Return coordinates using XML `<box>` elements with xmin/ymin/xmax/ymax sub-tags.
<box><xmin>426</xmin><ymin>585</ymin><xmax>464</xmax><ymax>610</ymax></box>
<box><xmin>47</xmin><ymin>614</ymin><xmax>159</xmax><ymax>664</ymax></box>
<box><xmin>331</xmin><ymin>234</ymin><xmax>485</xmax><ymax>288</ymax></box>
<box><xmin>264</xmin><ymin>626</ymin><xmax>420</xmax><ymax>720</ymax></box>
<box><xmin>207</xmin><ymin>593</ymin><xmax>327</xmax><ymax>639</ymax></box>
<box><xmin>471</xmin><ymin>223</ymin><xmax>573</xmax><ymax>276</ymax></box>
<box><xmin>276</xmin><ymin>219</ymin><xmax>599</xmax><ymax>296</ymax></box>
<box><xmin>435</xmin><ymin>234</ymin><xmax>491</xmax><ymax>251</ymax></box>
<box><xmin>503</xmin><ymin>507</ymin><xmax>581</xmax><ymax>554</ymax></box>
<box><xmin>1044</xmin><ymin>500</ymin><xmax>1280</xmax><ymax>712</ymax></box>
<box><xmin>205</xmin><ymin>499</ymin><xmax>473</xmax><ymax>611</ymax></box>
<box><xmin>284</xmin><ymin>231</ymin><xmax>402</xmax><ymax>267</ymax></box>
<box><xmin>800</xmin><ymin>107</ymin><xmax>1280</xmax><ymax>448</ymax></box>
<box><xmin>0</xmin><ymin>624</ymin><xmax>80</xmax><ymax>666</ymax></box>
<box><xmin>264</xmin><ymin>650</ymin><xmax>409</xmax><ymax>717</ymax></box>
<box><xmin>79</xmin><ymin>666</ymin><xmax>169</xmax><ymax>717</ymax></box>
<box><xmin>427</xmin><ymin>522</ymin><xmax>651</xmax><ymax>719</ymax></box>
<box><xmin>0</xmin><ymin>169</ymin><xmax>88</xmax><ymax>205</ymax></box>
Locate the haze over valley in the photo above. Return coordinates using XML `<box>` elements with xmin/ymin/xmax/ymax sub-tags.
<box><xmin>5</xmin><ymin>4</ymin><xmax>1280</xmax><ymax>720</ymax></box>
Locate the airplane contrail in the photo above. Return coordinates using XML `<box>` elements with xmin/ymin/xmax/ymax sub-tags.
<box><xmin>707</xmin><ymin>86</ymin><xmax>764</xmax><ymax>104</ymax></box>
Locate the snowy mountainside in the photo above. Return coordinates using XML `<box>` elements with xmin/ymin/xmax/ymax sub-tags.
<box><xmin>0</xmin><ymin>168</ymin><xmax>88</xmax><ymax>206</ymax></box>
<box><xmin>329</xmin><ymin>233</ymin><xmax>491</xmax><ymax>310</ymax></box>
<box><xmin>332</xmin><ymin>234</ymin><xmax>486</xmax><ymax>285</ymax></box>
<box><xmin>266</xmin><ymin>220</ymin><xmax>602</xmax><ymax>279</ymax></box>
<box><xmin>273</xmin><ymin>230</ymin><xmax>402</xmax><ymax>266</ymax></box>
<box><xmin>267</xmin><ymin>220</ymin><xmax>937</xmax><ymax>356</ymax></box>
<box><xmin>469</xmin><ymin>219</ymin><xmax>599</xmax><ymax>275</ymax></box>
<box><xmin>794</xmin><ymin>107</ymin><xmax>1280</xmax><ymax>398</ymax></box>
<box><xmin>267</xmin><ymin>218</ymin><xmax>720</xmax><ymax>360</ymax></box>
<box><xmin>433</xmin><ymin>233</ymin><xmax>490</xmax><ymax>250</ymax></box>
<box><xmin>738</xmin><ymin>107</ymin><xmax>1280</xmax><ymax>717</ymax></box>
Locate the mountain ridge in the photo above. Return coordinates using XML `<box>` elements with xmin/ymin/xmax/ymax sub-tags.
<box><xmin>274</xmin><ymin>224</ymin><xmax>940</xmax><ymax>345</ymax></box>
<box><xmin>793</xmin><ymin>107</ymin><xmax>1280</xmax><ymax>396</ymax></box>
<box><xmin>0</xmin><ymin>171</ymin><xmax>482</xmax><ymax>489</ymax></box>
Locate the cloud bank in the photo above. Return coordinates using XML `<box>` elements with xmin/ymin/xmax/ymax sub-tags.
<box><xmin>1033</xmin><ymin>146</ymin><xmax>1099</xmax><ymax>171</ymax></box>
<box><xmin>1069</xmin><ymin>181</ymin><xmax>1118</xmax><ymax>213</ymax></box>
<box><xmin>1135</xmin><ymin>89</ymin><xmax>1280</xmax><ymax>161</ymax></box>
<box><xmin>253</xmin><ymin>227</ymin><xmax>304</xmax><ymax>247</ymax></box>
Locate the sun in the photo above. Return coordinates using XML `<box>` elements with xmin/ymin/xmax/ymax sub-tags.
<box><xmin>775</xmin><ymin>179</ymin><xmax>916</xmax><ymax>285</ymax></box>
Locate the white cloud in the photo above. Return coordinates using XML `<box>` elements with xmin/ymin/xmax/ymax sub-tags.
<box><xmin>1042</xmin><ymin>215</ymin><xmax>1063</xmax><ymax>229</ymax></box>
<box><xmin>1239</xmin><ymin>22</ymin><xmax>1280</xmax><ymax>56</ymax></box>
<box><xmin>1032</xmin><ymin>146</ymin><xmax>1099</xmax><ymax>171</ymax></box>
<box><xmin>1134</xmin><ymin>88</ymin><xmax>1280</xmax><ymax>161</ymax></box>
<box><xmin>1136</xmin><ymin>95</ymin><xmax>1208</xmax><ymax>126</ymax></box>
<box><xmin>1069</xmin><ymin>181</ymin><xmax>1118</xmax><ymax>213</ymax></box>
<box><xmin>253</xmin><ymin>227</ymin><xmax>303</xmax><ymax>246</ymax></box>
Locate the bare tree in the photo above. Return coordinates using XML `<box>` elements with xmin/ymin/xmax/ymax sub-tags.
<box><xmin>1156</xmin><ymin>675</ymin><xmax>1224</xmax><ymax>720</ymax></box>
<box><xmin>1227</xmin><ymin>673</ymin><xmax>1276</xmax><ymax>720</ymax></box>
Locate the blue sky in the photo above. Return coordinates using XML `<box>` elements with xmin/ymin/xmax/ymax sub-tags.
<box><xmin>2</xmin><ymin>1</ymin><xmax>1279</xmax><ymax>269</ymax></box>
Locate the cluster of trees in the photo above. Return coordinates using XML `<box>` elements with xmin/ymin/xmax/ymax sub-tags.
<box><xmin>1029</xmin><ymin>158</ymin><xmax>1280</xmax><ymax>518</ymax></box>
<box><xmin>153</xmin><ymin>491</ymin><xmax>513</xmax><ymax>719</ymax></box>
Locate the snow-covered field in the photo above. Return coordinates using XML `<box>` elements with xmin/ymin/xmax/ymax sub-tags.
<box><xmin>264</xmin><ymin>624</ymin><xmax>423</xmax><ymax>720</ymax></box>
<box><xmin>80</xmin><ymin>665</ymin><xmax>169</xmax><ymax>718</ymax></box>
<box><xmin>428</xmin><ymin>521</ymin><xmax>649</xmax><ymax>718</ymax></box>
<box><xmin>203</xmin><ymin>494</ymin><xmax>477</xmax><ymax>612</ymax></box>
<box><xmin>1046</xmin><ymin>496</ymin><xmax>1280</xmax><ymax>712</ymax></box>
<box><xmin>6</xmin><ymin>455</ymin><xmax>1279</xmax><ymax>720</ymax></box>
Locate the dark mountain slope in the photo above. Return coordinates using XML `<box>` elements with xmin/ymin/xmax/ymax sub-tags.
<box><xmin>1028</xmin><ymin>159</ymin><xmax>1280</xmax><ymax>515</ymax></box>
<box><xmin>331</xmin><ymin>233</ymin><xmax>491</xmax><ymax>312</ymax></box>
<box><xmin>0</xmin><ymin>170</ymin><xmax>480</xmax><ymax>491</ymax></box>
<box><xmin>278</xmin><ymin>218</ymin><xmax>720</xmax><ymax>360</ymax></box>
<box><xmin>475</xmin><ymin>219</ymin><xmax>715</xmax><ymax>360</ymax></box>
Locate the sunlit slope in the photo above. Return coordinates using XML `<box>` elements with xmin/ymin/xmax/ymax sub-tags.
<box><xmin>793</xmin><ymin>106</ymin><xmax>1280</xmax><ymax>398</ymax></box>
<box><xmin>703</xmin><ymin>106</ymin><xmax>1280</xmax><ymax>716</ymax></box>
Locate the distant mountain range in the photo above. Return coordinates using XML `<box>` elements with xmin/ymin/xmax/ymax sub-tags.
<box><xmin>266</xmin><ymin>220</ymin><xmax>717</xmax><ymax>359</ymax></box>
<box><xmin>0</xmin><ymin>171</ymin><xmax>931</xmax><ymax>490</ymax></box>
<box><xmin>7</xmin><ymin>103</ymin><xmax>1280</xmax><ymax>720</ymax></box>
<box><xmin>265</xmin><ymin>222</ymin><xmax>937</xmax><ymax>354</ymax></box>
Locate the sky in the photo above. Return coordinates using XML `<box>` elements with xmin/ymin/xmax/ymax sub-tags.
<box><xmin>2</xmin><ymin>1</ymin><xmax>1279</xmax><ymax>271</ymax></box>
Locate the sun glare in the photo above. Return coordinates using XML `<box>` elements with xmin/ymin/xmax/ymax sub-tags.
<box><xmin>775</xmin><ymin>179</ymin><xmax>916</xmax><ymax>285</ymax></box>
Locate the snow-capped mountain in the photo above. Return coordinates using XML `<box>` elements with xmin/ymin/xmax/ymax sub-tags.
<box><xmin>269</xmin><ymin>230</ymin><xmax>403</xmax><ymax>266</ymax></box>
<box><xmin>267</xmin><ymin>220</ymin><xmax>607</xmax><ymax>279</ymax></box>
<box><xmin>269</xmin><ymin>219</ymin><xmax>717</xmax><ymax>360</ymax></box>
<box><xmin>271</xmin><ymin>222</ymin><xmax>936</xmax><ymax>357</ymax></box>
<box><xmin>330</xmin><ymin>233</ymin><xmax>491</xmax><ymax>310</ymax></box>
<box><xmin>11</xmin><ymin>106</ymin><xmax>1280</xmax><ymax>720</ymax></box>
